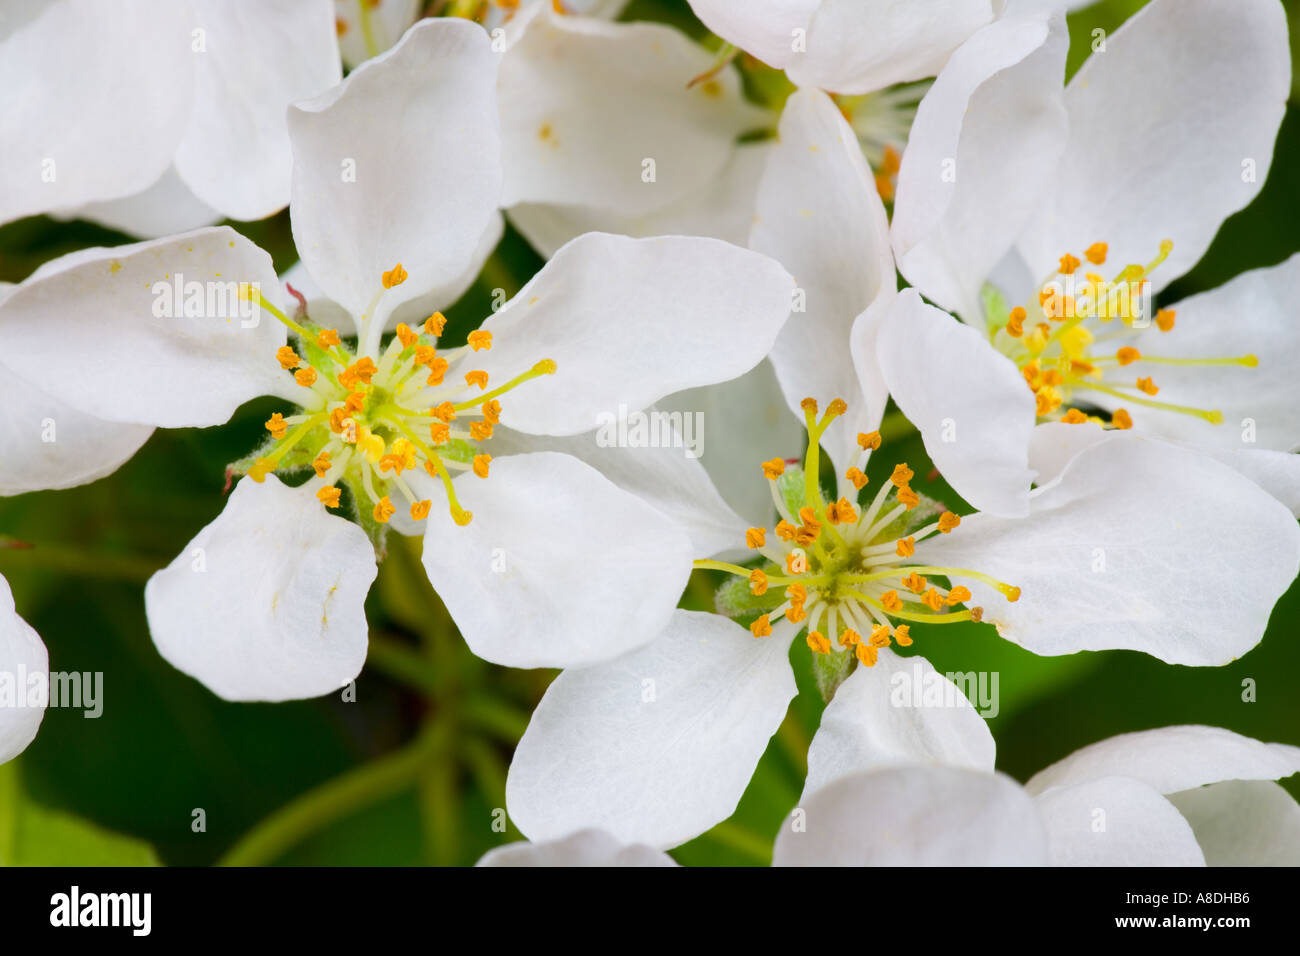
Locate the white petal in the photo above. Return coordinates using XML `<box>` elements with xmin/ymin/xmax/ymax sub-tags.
<box><xmin>876</xmin><ymin>289</ymin><xmax>1036</xmax><ymax>516</ymax></box>
<box><xmin>1167</xmin><ymin>780</ymin><xmax>1300</xmax><ymax>867</ymax></box>
<box><xmin>775</xmin><ymin>766</ymin><xmax>1048</xmax><ymax>866</ymax></box>
<box><xmin>335</xmin><ymin>0</ymin><xmax>421</xmax><ymax>69</ymax></box>
<box><xmin>0</xmin><ymin>375</ymin><xmax>152</xmax><ymax>496</ymax></box>
<box><xmin>1120</xmin><ymin>254</ymin><xmax>1300</xmax><ymax>452</ymax></box>
<box><xmin>891</xmin><ymin>4</ymin><xmax>1067</xmax><ymax>320</ymax></box>
<box><xmin>499</xmin><ymin>11</ymin><xmax>767</xmax><ymax>216</ymax></box>
<box><xmin>1196</xmin><ymin>448</ymin><xmax>1300</xmax><ymax>517</ymax></box>
<box><xmin>750</xmin><ymin>89</ymin><xmax>894</xmax><ymax>476</ymax></box>
<box><xmin>507</xmin><ymin>141</ymin><xmax>773</xmax><ymax>258</ymax></box>
<box><xmin>916</xmin><ymin>436</ymin><xmax>1300</xmax><ymax>665</ymax></box>
<box><xmin>789</xmin><ymin>0</ymin><xmax>994</xmax><ymax>95</ymax></box>
<box><xmin>62</xmin><ymin>166</ymin><xmax>220</xmax><ymax>240</ymax></box>
<box><xmin>506</xmin><ymin>610</ymin><xmax>796</xmax><ymax>848</ymax></box>
<box><xmin>175</xmin><ymin>0</ymin><xmax>342</xmax><ymax>221</ymax></box>
<box><xmin>419</xmin><ymin>452</ymin><xmax>694</xmax><ymax>669</ymax></box>
<box><xmin>485</xmin><ymin>425</ymin><xmax>748</xmax><ymax>560</ymax></box>
<box><xmin>684</xmin><ymin>0</ymin><xmax>819</xmax><ymax>70</ymax></box>
<box><xmin>660</xmin><ymin>360</ymin><xmax>805</xmax><ymax>531</ymax></box>
<box><xmin>472</xmin><ymin>233</ymin><xmax>795</xmax><ymax>437</ymax></box>
<box><xmin>1025</xmin><ymin>725</ymin><xmax>1300</xmax><ymax>797</ymax></box>
<box><xmin>804</xmin><ymin>649</ymin><xmax>996</xmax><ymax>800</ymax></box>
<box><xmin>0</xmin><ymin>574</ymin><xmax>49</xmax><ymax>764</ymax></box>
<box><xmin>0</xmin><ymin>0</ymin><xmax>192</xmax><ymax>223</ymax></box>
<box><xmin>1034</xmin><ymin>776</ymin><xmax>1205</xmax><ymax>866</ymax></box>
<box><xmin>144</xmin><ymin>475</ymin><xmax>378</xmax><ymax>702</ymax></box>
<box><xmin>1016</xmin><ymin>0</ymin><xmax>1290</xmax><ymax>291</ymax></box>
<box><xmin>476</xmin><ymin>829</ymin><xmax>678</xmax><ymax>867</ymax></box>
<box><xmin>0</xmin><ymin>228</ymin><xmax>287</xmax><ymax>428</ymax></box>
<box><xmin>288</xmin><ymin>19</ymin><xmax>502</xmax><ymax>319</ymax></box>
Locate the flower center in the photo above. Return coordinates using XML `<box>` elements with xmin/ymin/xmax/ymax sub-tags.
<box><xmin>697</xmin><ymin>398</ymin><xmax>1019</xmax><ymax>667</ymax></box>
<box><xmin>233</xmin><ymin>266</ymin><xmax>555</xmax><ymax>530</ymax></box>
<box><xmin>986</xmin><ymin>239</ymin><xmax>1257</xmax><ymax>430</ymax></box>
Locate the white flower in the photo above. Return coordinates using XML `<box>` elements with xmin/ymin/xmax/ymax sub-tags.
<box><xmin>0</xmin><ymin>573</ymin><xmax>47</xmax><ymax>765</ymax></box>
<box><xmin>476</xmin><ymin>828</ymin><xmax>676</xmax><ymax>867</ymax></box>
<box><xmin>888</xmin><ymin>0</ymin><xmax>1300</xmax><ymax>512</ymax></box>
<box><xmin>503</xmin><ymin>409</ymin><xmax>1300</xmax><ymax>848</ymax></box>
<box><xmin>0</xmin><ymin>0</ymin><xmax>343</xmax><ymax>234</ymax></box>
<box><xmin>0</xmin><ymin>20</ymin><xmax>795</xmax><ymax>700</ymax></box>
<box><xmin>778</xmin><ymin>652</ymin><xmax>1300</xmax><ymax>865</ymax></box>
<box><xmin>685</xmin><ymin>0</ymin><xmax>995</xmax><ymax>94</ymax></box>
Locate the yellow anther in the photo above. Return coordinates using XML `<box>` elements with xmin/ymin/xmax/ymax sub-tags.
<box><xmin>1058</xmin><ymin>253</ymin><xmax>1081</xmax><ymax>274</ymax></box>
<box><xmin>328</xmin><ymin>407</ymin><xmax>350</xmax><ymax>434</ymax></box>
<box><xmin>1156</xmin><ymin>308</ymin><xmax>1176</xmax><ymax>332</ymax></box>
<box><xmin>1116</xmin><ymin>347</ymin><xmax>1141</xmax><ymax>366</ymax></box>
<box><xmin>425</xmin><ymin>312</ymin><xmax>447</xmax><ymax>336</ymax></box>
<box><xmin>797</xmin><ymin>507</ymin><xmax>820</xmax><ymax>529</ymax></box>
<box><xmin>786</xmin><ymin>603</ymin><xmax>807</xmax><ymax>624</ymax></box>
<box><xmin>901</xmin><ymin>571</ymin><xmax>927</xmax><ymax>594</ymax></box>
<box><xmin>745</xmin><ymin>527</ymin><xmax>766</xmax><ymax>549</ymax></box>
<box><xmin>854</xmin><ymin>642</ymin><xmax>878</xmax><ymax>667</ymax></box>
<box><xmin>1112</xmin><ymin>408</ymin><xmax>1134</xmax><ymax>430</ymax></box>
<box><xmin>465</xmin><ymin>370</ymin><xmax>489</xmax><ymax>390</ymax></box>
<box><xmin>1085</xmin><ymin>242</ymin><xmax>1108</xmax><ymax>265</ymax></box>
<box><xmin>294</xmin><ymin>366</ymin><xmax>318</xmax><ymax>387</ymax></box>
<box><xmin>467</xmin><ymin>330</ymin><xmax>493</xmax><ymax>351</ymax></box>
<box><xmin>345</xmin><ymin>392</ymin><xmax>366</xmax><ymax>414</ymax></box>
<box><xmin>748</xmin><ymin>569</ymin><xmax>768</xmax><ymax>596</ymax></box>
<box><xmin>800</xmin><ymin>397</ymin><xmax>818</xmax><ymax>415</ymax></box>
<box><xmin>869</xmin><ymin>624</ymin><xmax>892</xmax><ymax>648</ymax></box>
<box><xmin>316</xmin><ymin>486</ymin><xmax>342</xmax><ymax>508</ymax></box>
<box><xmin>381</xmin><ymin>263</ymin><xmax>408</xmax><ymax>288</ymax></box>
<box><xmin>430</xmin><ymin>422</ymin><xmax>451</xmax><ymax>445</ymax></box>
<box><xmin>312</xmin><ymin>451</ymin><xmax>331</xmax><ymax>478</ymax></box>
<box><xmin>786</xmin><ymin>583</ymin><xmax>807</xmax><ymax>608</ymax></box>
<box><xmin>470</xmin><ymin>421</ymin><xmax>494</xmax><ymax>441</ymax></box>
<box><xmin>395</xmin><ymin>323</ymin><xmax>418</xmax><ymax>348</ymax></box>
<box><xmin>414</xmin><ymin>345</ymin><xmax>438</xmax><ymax>366</ymax></box>
<box><xmin>264</xmin><ymin>413</ymin><xmax>288</xmax><ymax>439</ymax></box>
<box><xmin>857</xmin><ymin>430</ymin><xmax>882</xmax><ymax>450</ymax></box>
<box><xmin>921</xmin><ymin>587</ymin><xmax>944</xmax><ymax>611</ymax></box>
<box><xmin>1061</xmin><ymin>408</ymin><xmax>1088</xmax><ymax>424</ymax></box>
<box><xmin>896</xmin><ymin>485</ymin><xmax>920</xmax><ymax>510</ymax></box>
<box><xmin>1137</xmin><ymin>376</ymin><xmax>1159</xmax><ymax>396</ymax></box>
<box><xmin>339</xmin><ymin>357</ymin><xmax>378</xmax><ymax>389</ymax></box>
<box><xmin>425</xmin><ymin>357</ymin><xmax>449</xmax><ymax>386</ymax></box>
<box><xmin>1005</xmin><ymin>307</ymin><xmax>1025</xmax><ymax>337</ymax></box>
<box><xmin>276</xmin><ymin>346</ymin><xmax>301</xmax><ymax>370</ymax></box>
<box><xmin>762</xmin><ymin>457</ymin><xmax>786</xmax><ymax>479</ymax></box>
<box><xmin>845</xmin><ymin>467</ymin><xmax>868</xmax><ymax>490</ymax></box>
<box><xmin>410</xmin><ymin>500</ymin><xmax>432</xmax><ymax>521</ymax></box>
<box><xmin>896</xmin><ymin>536</ymin><xmax>916</xmax><ymax>557</ymax></box>
<box><xmin>793</xmin><ymin>523</ymin><xmax>821</xmax><ymax>546</ymax></box>
<box><xmin>317</xmin><ymin>329</ymin><xmax>341</xmax><ymax>348</ymax></box>
<box><xmin>1035</xmin><ymin>387</ymin><xmax>1062</xmax><ymax>416</ymax></box>
<box><xmin>775</xmin><ymin>520</ymin><xmax>797</xmax><ymax>541</ymax></box>
<box><xmin>825</xmin><ymin>398</ymin><xmax>847</xmax><ymax>418</ymax></box>
<box><xmin>937</xmin><ymin>511</ymin><xmax>961</xmax><ymax>533</ymax></box>
<box><xmin>373</xmin><ymin>496</ymin><xmax>396</xmax><ymax>524</ymax></box>
<box><xmin>893</xmin><ymin>624</ymin><xmax>913</xmax><ymax>647</ymax></box>
<box><xmin>890</xmin><ymin>463</ymin><xmax>914</xmax><ymax>487</ymax></box>
<box><xmin>806</xmin><ymin>631</ymin><xmax>831</xmax><ymax>654</ymax></box>
<box><xmin>946</xmin><ymin>585</ymin><xmax>972</xmax><ymax>605</ymax></box>
<box><xmin>880</xmin><ymin>591</ymin><xmax>903</xmax><ymax>613</ymax></box>
<box><xmin>750</xmin><ymin>615</ymin><xmax>773</xmax><ymax>638</ymax></box>
<box><xmin>431</xmin><ymin>401</ymin><xmax>457</xmax><ymax>422</ymax></box>
<box><xmin>827</xmin><ymin>497</ymin><xmax>857</xmax><ymax>525</ymax></box>
<box><xmin>785</xmin><ymin>550</ymin><xmax>808</xmax><ymax>575</ymax></box>
<box><xmin>838</xmin><ymin>628</ymin><xmax>861</xmax><ymax>647</ymax></box>
<box><xmin>472</xmin><ymin>453</ymin><xmax>492</xmax><ymax>478</ymax></box>
<box><xmin>248</xmin><ymin>458</ymin><xmax>273</xmax><ymax>483</ymax></box>
<box><xmin>482</xmin><ymin>399</ymin><xmax>502</xmax><ymax>424</ymax></box>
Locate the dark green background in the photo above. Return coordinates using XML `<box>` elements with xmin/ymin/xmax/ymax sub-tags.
<box><xmin>0</xmin><ymin>0</ymin><xmax>1296</xmax><ymax>865</ymax></box>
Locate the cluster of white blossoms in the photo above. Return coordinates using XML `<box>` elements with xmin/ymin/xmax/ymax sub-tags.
<box><xmin>1</xmin><ymin>0</ymin><xmax>1299</xmax><ymax>867</ymax></box>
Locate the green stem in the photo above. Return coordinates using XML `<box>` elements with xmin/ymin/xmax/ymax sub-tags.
<box><xmin>215</xmin><ymin>726</ymin><xmax>443</xmax><ymax>866</ymax></box>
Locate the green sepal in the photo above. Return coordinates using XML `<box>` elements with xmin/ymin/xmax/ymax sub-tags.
<box><xmin>345</xmin><ymin>473</ymin><xmax>390</xmax><ymax>560</ymax></box>
<box><xmin>812</xmin><ymin>646</ymin><xmax>858</xmax><ymax>704</ymax></box>
<box><xmin>714</xmin><ymin>566</ymin><xmax>784</xmax><ymax>620</ymax></box>
<box><xmin>875</xmin><ymin>491</ymin><xmax>949</xmax><ymax>542</ymax></box>
<box><xmin>776</xmin><ymin>464</ymin><xmax>809</xmax><ymax>517</ymax></box>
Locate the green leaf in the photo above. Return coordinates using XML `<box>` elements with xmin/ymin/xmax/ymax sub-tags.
<box><xmin>812</xmin><ymin>647</ymin><xmax>858</xmax><ymax>703</ymax></box>
<box><xmin>0</xmin><ymin>763</ymin><xmax>159</xmax><ymax>867</ymax></box>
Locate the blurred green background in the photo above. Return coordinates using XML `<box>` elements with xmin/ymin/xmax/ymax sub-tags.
<box><xmin>1</xmin><ymin>0</ymin><xmax>1298</xmax><ymax>866</ymax></box>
